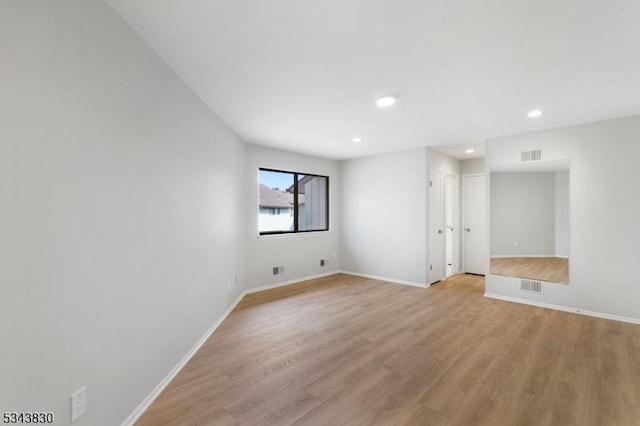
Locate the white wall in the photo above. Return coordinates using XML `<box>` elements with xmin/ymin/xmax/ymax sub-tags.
<box><xmin>485</xmin><ymin>115</ymin><xmax>640</xmax><ymax>321</ymax></box>
<box><xmin>428</xmin><ymin>149</ymin><xmax>462</xmax><ymax>175</ymax></box>
<box><xmin>490</xmin><ymin>172</ymin><xmax>556</xmax><ymax>256</ymax></box>
<box><xmin>461</xmin><ymin>157</ymin><xmax>485</xmax><ymax>174</ymax></box>
<box><xmin>555</xmin><ymin>170</ymin><xmax>570</xmax><ymax>257</ymax></box>
<box><xmin>245</xmin><ymin>145</ymin><xmax>340</xmax><ymax>289</ymax></box>
<box><xmin>340</xmin><ymin>148</ymin><xmax>428</xmax><ymax>285</ymax></box>
<box><xmin>0</xmin><ymin>1</ymin><xmax>245</xmax><ymax>425</ymax></box>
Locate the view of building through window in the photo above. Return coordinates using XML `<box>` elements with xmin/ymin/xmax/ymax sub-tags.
<box><xmin>259</xmin><ymin>169</ymin><xmax>328</xmax><ymax>234</ymax></box>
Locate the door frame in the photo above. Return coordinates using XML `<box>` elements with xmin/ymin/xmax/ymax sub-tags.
<box><xmin>429</xmin><ymin>168</ymin><xmax>461</xmax><ymax>284</ymax></box>
<box><xmin>462</xmin><ymin>173</ymin><xmax>485</xmax><ymax>274</ymax></box>
<box><xmin>444</xmin><ymin>172</ymin><xmax>460</xmax><ymax>277</ymax></box>
<box><xmin>428</xmin><ymin>167</ymin><xmax>445</xmax><ymax>284</ymax></box>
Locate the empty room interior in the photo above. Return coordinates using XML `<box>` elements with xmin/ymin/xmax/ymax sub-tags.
<box><xmin>3</xmin><ymin>1</ymin><xmax>640</xmax><ymax>425</ymax></box>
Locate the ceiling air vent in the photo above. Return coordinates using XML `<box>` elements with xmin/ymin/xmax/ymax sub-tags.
<box><xmin>521</xmin><ymin>279</ymin><xmax>543</xmax><ymax>294</ymax></box>
<box><xmin>521</xmin><ymin>149</ymin><xmax>543</xmax><ymax>162</ymax></box>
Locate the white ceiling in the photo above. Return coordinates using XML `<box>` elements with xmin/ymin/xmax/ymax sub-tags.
<box><xmin>431</xmin><ymin>142</ymin><xmax>485</xmax><ymax>160</ymax></box>
<box><xmin>105</xmin><ymin>0</ymin><xmax>640</xmax><ymax>160</ymax></box>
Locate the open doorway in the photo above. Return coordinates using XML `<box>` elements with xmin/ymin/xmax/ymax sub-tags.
<box><xmin>428</xmin><ymin>145</ymin><xmax>485</xmax><ymax>286</ymax></box>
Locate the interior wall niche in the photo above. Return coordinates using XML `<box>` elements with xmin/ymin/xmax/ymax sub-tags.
<box><xmin>490</xmin><ymin>161</ymin><xmax>570</xmax><ymax>284</ymax></box>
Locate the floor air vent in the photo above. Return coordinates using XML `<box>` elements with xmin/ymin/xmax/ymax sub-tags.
<box><xmin>521</xmin><ymin>279</ymin><xmax>543</xmax><ymax>294</ymax></box>
<box><xmin>521</xmin><ymin>149</ymin><xmax>543</xmax><ymax>162</ymax></box>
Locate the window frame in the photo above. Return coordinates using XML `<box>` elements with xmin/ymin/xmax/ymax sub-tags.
<box><xmin>258</xmin><ymin>167</ymin><xmax>330</xmax><ymax>235</ymax></box>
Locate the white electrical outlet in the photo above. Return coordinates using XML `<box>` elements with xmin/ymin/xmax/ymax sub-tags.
<box><xmin>71</xmin><ymin>387</ymin><xmax>86</xmax><ymax>423</ymax></box>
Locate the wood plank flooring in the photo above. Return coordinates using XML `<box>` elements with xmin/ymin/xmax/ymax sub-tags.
<box><xmin>136</xmin><ymin>273</ymin><xmax>640</xmax><ymax>426</ymax></box>
<box><xmin>490</xmin><ymin>256</ymin><xmax>569</xmax><ymax>284</ymax></box>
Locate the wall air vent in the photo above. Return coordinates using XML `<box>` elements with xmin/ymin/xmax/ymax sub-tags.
<box><xmin>521</xmin><ymin>279</ymin><xmax>543</xmax><ymax>294</ymax></box>
<box><xmin>521</xmin><ymin>149</ymin><xmax>543</xmax><ymax>162</ymax></box>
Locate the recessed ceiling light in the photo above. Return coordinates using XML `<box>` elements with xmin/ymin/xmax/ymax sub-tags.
<box><xmin>527</xmin><ymin>109</ymin><xmax>543</xmax><ymax>118</ymax></box>
<box><xmin>352</xmin><ymin>137</ymin><xmax>363</xmax><ymax>143</ymax></box>
<box><xmin>465</xmin><ymin>148</ymin><xmax>475</xmax><ymax>154</ymax></box>
<box><xmin>376</xmin><ymin>95</ymin><xmax>396</xmax><ymax>108</ymax></box>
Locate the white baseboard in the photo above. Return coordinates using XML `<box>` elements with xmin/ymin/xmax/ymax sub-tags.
<box><xmin>484</xmin><ymin>293</ymin><xmax>640</xmax><ymax>325</ymax></box>
<box><xmin>125</xmin><ymin>275</ymin><xmax>639</xmax><ymax>425</ymax></box>
<box><xmin>490</xmin><ymin>255</ymin><xmax>562</xmax><ymax>258</ymax></box>
<box><xmin>122</xmin><ymin>270</ymin><xmax>340</xmax><ymax>425</ymax></box>
<box><xmin>244</xmin><ymin>270</ymin><xmax>340</xmax><ymax>294</ymax></box>
<box><xmin>121</xmin><ymin>291</ymin><xmax>245</xmax><ymax>426</ymax></box>
<box><xmin>338</xmin><ymin>270</ymin><xmax>427</xmax><ymax>289</ymax></box>
<box><xmin>124</xmin><ymin>269</ymin><xmax>428</xmax><ymax>424</ymax></box>
<box><xmin>576</xmin><ymin>308</ymin><xmax>640</xmax><ymax>325</ymax></box>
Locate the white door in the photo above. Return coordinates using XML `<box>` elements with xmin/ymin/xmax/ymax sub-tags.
<box><xmin>429</xmin><ymin>168</ymin><xmax>445</xmax><ymax>284</ymax></box>
<box><xmin>463</xmin><ymin>174</ymin><xmax>486</xmax><ymax>275</ymax></box>
<box><xmin>445</xmin><ymin>173</ymin><xmax>458</xmax><ymax>277</ymax></box>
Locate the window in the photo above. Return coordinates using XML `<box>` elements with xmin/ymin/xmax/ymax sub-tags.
<box><xmin>259</xmin><ymin>168</ymin><xmax>329</xmax><ymax>235</ymax></box>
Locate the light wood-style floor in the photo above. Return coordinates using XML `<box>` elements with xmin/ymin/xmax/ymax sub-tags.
<box><xmin>491</xmin><ymin>256</ymin><xmax>569</xmax><ymax>284</ymax></box>
<box><xmin>137</xmin><ymin>273</ymin><xmax>640</xmax><ymax>426</ymax></box>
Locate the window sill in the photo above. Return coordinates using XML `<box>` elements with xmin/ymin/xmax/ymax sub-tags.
<box><xmin>258</xmin><ymin>230</ymin><xmax>332</xmax><ymax>240</ymax></box>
